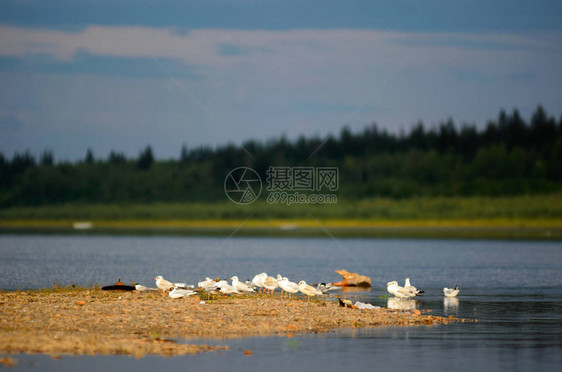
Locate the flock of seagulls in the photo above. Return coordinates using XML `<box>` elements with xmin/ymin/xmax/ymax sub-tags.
<box><xmin>142</xmin><ymin>273</ymin><xmax>335</xmax><ymax>301</ymax></box>
<box><xmin>386</xmin><ymin>278</ymin><xmax>459</xmax><ymax>299</ymax></box>
<box><xmin>140</xmin><ymin>274</ymin><xmax>459</xmax><ymax>302</ymax></box>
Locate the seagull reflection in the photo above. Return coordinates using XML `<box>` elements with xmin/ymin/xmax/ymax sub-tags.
<box><xmin>387</xmin><ymin>297</ymin><xmax>418</xmax><ymax>310</ymax></box>
<box><xmin>341</xmin><ymin>286</ymin><xmax>371</xmax><ymax>293</ymax></box>
<box><xmin>443</xmin><ymin>297</ymin><xmax>459</xmax><ymax>315</ymax></box>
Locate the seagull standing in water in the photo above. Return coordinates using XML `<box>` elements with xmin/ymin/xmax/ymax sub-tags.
<box><xmin>443</xmin><ymin>285</ymin><xmax>460</xmax><ymax>297</ymax></box>
<box><xmin>316</xmin><ymin>282</ymin><xmax>338</xmax><ymax>293</ymax></box>
<box><xmin>404</xmin><ymin>278</ymin><xmax>424</xmax><ymax>296</ymax></box>
<box><xmin>387</xmin><ymin>281</ymin><xmax>416</xmax><ymax>299</ymax></box>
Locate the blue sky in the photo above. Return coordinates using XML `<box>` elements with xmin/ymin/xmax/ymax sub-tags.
<box><xmin>1</xmin><ymin>0</ymin><xmax>561</xmax><ymax>160</ymax></box>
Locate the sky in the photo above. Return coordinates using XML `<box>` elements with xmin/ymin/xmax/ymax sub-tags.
<box><xmin>1</xmin><ymin>0</ymin><xmax>561</xmax><ymax>161</ymax></box>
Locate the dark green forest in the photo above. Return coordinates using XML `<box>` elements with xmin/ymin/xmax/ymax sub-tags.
<box><xmin>1</xmin><ymin>105</ymin><xmax>562</xmax><ymax>207</ymax></box>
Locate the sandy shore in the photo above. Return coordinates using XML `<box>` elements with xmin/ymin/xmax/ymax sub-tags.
<box><xmin>0</xmin><ymin>289</ymin><xmax>471</xmax><ymax>358</ymax></box>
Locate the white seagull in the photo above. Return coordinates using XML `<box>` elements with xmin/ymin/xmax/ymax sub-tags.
<box><xmin>169</xmin><ymin>286</ymin><xmax>196</xmax><ymax>299</ymax></box>
<box><xmin>133</xmin><ymin>283</ymin><xmax>158</xmax><ymax>292</ymax></box>
<box><xmin>387</xmin><ymin>281</ymin><xmax>416</xmax><ymax>299</ymax></box>
<box><xmin>199</xmin><ymin>277</ymin><xmax>218</xmax><ymax>290</ymax></box>
<box><xmin>154</xmin><ymin>276</ymin><xmax>190</xmax><ymax>291</ymax></box>
<box><xmin>252</xmin><ymin>273</ymin><xmax>267</xmax><ymax>292</ymax></box>
<box><xmin>404</xmin><ymin>278</ymin><xmax>424</xmax><ymax>296</ymax></box>
<box><xmin>198</xmin><ymin>278</ymin><xmax>221</xmax><ymax>299</ymax></box>
<box><xmin>154</xmin><ymin>276</ymin><xmax>174</xmax><ymax>291</ymax></box>
<box><xmin>263</xmin><ymin>275</ymin><xmax>279</xmax><ymax>294</ymax></box>
<box><xmin>276</xmin><ymin>275</ymin><xmax>299</xmax><ymax>298</ymax></box>
<box><xmin>298</xmin><ymin>280</ymin><xmax>324</xmax><ymax>301</ymax></box>
<box><xmin>316</xmin><ymin>282</ymin><xmax>338</xmax><ymax>293</ymax></box>
<box><xmin>231</xmin><ymin>276</ymin><xmax>255</xmax><ymax>293</ymax></box>
<box><xmin>245</xmin><ymin>279</ymin><xmax>255</xmax><ymax>289</ymax></box>
<box><xmin>215</xmin><ymin>279</ymin><xmax>228</xmax><ymax>288</ymax></box>
<box><xmin>218</xmin><ymin>282</ymin><xmax>239</xmax><ymax>295</ymax></box>
<box><xmin>443</xmin><ymin>285</ymin><xmax>460</xmax><ymax>297</ymax></box>
<box><xmin>197</xmin><ymin>277</ymin><xmax>221</xmax><ymax>292</ymax></box>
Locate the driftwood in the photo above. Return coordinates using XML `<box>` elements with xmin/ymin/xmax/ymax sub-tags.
<box><xmin>332</xmin><ymin>270</ymin><xmax>372</xmax><ymax>287</ymax></box>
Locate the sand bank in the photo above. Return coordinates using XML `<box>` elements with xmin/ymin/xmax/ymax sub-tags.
<box><xmin>0</xmin><ymin>289</ymin><xmax>470</xmax><ymax>358</ymax></box>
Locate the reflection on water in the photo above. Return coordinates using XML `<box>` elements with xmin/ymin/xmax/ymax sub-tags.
<box><xmin>387</xmin><ymin>297</ymin><xmax>418</xmax><ymax>310</ymax></box>
<box><xmin>339</xmin><ymin>286</ymin><xmax>372</xmax><ymax>293</ymax></box>
<box><xmin>443</xmin><ymin>297</ymin><xmax>459</xmax><ymax>315</ymax></box>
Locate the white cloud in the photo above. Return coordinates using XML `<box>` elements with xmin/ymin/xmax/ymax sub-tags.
<box><xmin>0</xmin><ymin>26</ymin><xmax>561</xmax><ymax>159</ymax></box>
<box><xmin>2</xmin><ymin>25</ymin><xmax>558</xmax><ymax>65</ymax></box>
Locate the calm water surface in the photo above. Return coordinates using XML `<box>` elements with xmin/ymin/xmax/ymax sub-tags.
<box><xmin>0</xmin><ymin>235</ymin><xmax>561</xmax><ymax>371</ymax></box>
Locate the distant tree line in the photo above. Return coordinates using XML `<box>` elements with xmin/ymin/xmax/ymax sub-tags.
<box><xmin>1</xmin><ymin>105</ymin><xmax>561</xmax><ymax>206</ymax></box>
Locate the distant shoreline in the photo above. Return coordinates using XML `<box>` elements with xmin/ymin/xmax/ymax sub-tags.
<box><xmin>2</xmin><ymin>194</ymin><xmax>560</xmax><ymax>239</ymax></box>
<box><xmin>1</xmin><ymin>218</ymin><xmax>560</xmax><ymax>240</ymax></box>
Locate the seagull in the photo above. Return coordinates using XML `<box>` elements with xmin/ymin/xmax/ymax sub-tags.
<box><xmin>404</xmin><ymin>278</ymin><xmax>424</xmax><ymax>296</ymax></box>
<box><xmin>198</xmin><ymin>278</ymin><xmax>221</xmax><ymax>300</ymax></box>
<box><xmin>169</xmin><ymin>286</ymin><xmax>196</xmax><ymax>299</ymax></box>
<box><xmin>199</xmin><ymin>277</ymin><xmax>217</xmax><ymax>290</ymax></box>
<box><xmin>298</xmin><ymin>280</ymin><xmax>323</xmax><ymax>301</ymax></box>
<box><xmin>245</xmin><ymin>279</ymin><xmax>255</xmax><ymax>289</ymax></box>
<box><xmin>276</xmin><ymin>275</ymin><xmax>299</xmax><ymax>298</ymax></box>
<box><xmin>218</xmin><ymin>282</ymin><xmax>239</xmax><ymax>296</ymax></box>
<box><xmin>443</xmin><ymin>285</ymin><xmax>460</xmax><ymax>297</ymax></box>
<box><xmin>231</xmin><ymin>276</ymin><xmax>255</xmax><ymax>293</ymax></box>
<box><xmin>133</xmin><ymin>283</ymin><xmax>158</xmax><ymax>292</ymax></box>
<box><xmin>215</xmin><ymin>279</ymin><xmax>228</xmax><ymax>288</ymax></box>
<box><xmin>316</xmin><ymin>282</ymin><xmax>338</xmax><ymax>293</ymax></box>
<box><xmin>154</xmin><ymin>276</ymin><xmax>174</xmax><ymax>291</ymax></box>
<box><xmin>263</xmin><ymin>275</ymin><xmax>279</xmax><ymax>294</ymax></box>
<box><xmin>154</xmin><ymin>276</ymin><xmax>191</xmax><ymax>291</ymax></box>
<box><xmin>252</xmin><ymin>273</ymin><xmax>267</xmax><ymax>292</ymax></box>
<box><xmin>387</xmin><ymin>281</ymin><xmax>416</xmax><ymax>299</ymax></box>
